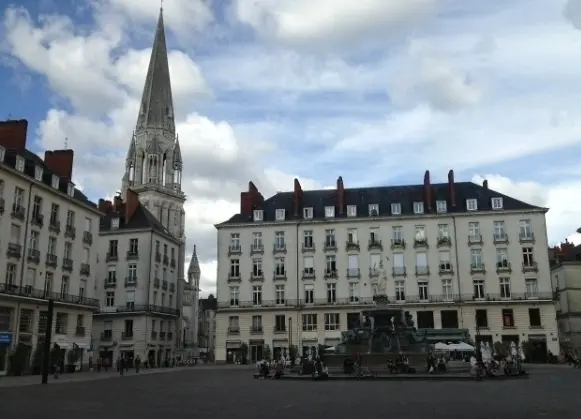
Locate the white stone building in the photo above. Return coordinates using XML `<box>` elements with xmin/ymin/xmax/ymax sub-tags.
<box><xmin>90</xmin><ymin>6</ymin><xmax>189</xmax><ymax>367</ymax></box>
<box><xmin>214</xmin><ymin>172</ymin><xmax>558</xmax><ymax>363</ymax></box>
<box><xmin>181</xmin><ymin>246</ymin><xmax>201</xmax><ymax>358</ymax></box>
<box><xmin>198</xmin><ymin>295</ymin><xmax>216</xmax><ymax>360</ymax></box>
<box><xmin>0</xmin><ymin>119</ymin><xmax>101</xmax><ymax>375</ymax></box>
<box><xmin>91</xmin><ymin>190</ymin><xmax>182</xmax><ymax>366</ymax></box>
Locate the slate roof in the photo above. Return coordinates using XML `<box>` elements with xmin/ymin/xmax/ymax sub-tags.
<box><xmin>1</xmin><ymin>147</ymin><xmax>96</xmax><ymax>208</ymax></box>
<box><xmin>220</xmin><ymin>181</ymin><xmax>544</xmax><ymax>225</ymax></box>
<box><xmin>99</xmin><ymin>204</ymin><xmax>172</xmax><ymax>237</ymax></box>
<box><xmin>200</xmin><ymin>296</ymin><xmax>217</xmax><ymax>311</ymax></box>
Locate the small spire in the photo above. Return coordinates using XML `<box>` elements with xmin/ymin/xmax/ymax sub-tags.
<box><xmin>64</xmin><ymin>137</ymin><xmax>68</xmax><ymax>148</ymax></box>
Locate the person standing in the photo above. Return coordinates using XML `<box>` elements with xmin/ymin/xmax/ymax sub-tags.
<box><xmin>135</xmin><ymin>356</ymin><xmax>141</xmax><ymax>373</ymax></box>
<box><xmin>119</xmin><ymin>357</ymin><xmax>124</xmax><ymax>376</ymax></box>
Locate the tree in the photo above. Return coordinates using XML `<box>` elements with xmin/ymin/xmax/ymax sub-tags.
<box><xmin>263</xmin><ymin>344</ymin><xmax>272</xmax><ymax>361</ymax></box>
<box><xmin>239</xmin><ymin>343</ymin><xmax>248</xmax><ymax>364</ymax></box>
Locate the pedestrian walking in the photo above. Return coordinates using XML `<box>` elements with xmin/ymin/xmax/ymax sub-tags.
<box><xmin>135</xmin><ymin>356</ymin><xmax>141</xmax><ymax>373</ymax></box>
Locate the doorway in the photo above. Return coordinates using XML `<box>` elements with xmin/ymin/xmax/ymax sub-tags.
<box><xmin>250</xmin><ymin>344</ymin><xmax>263</xmax><ymax>362</ymax></box>
<box><xmin>0</xmin><ymin>345</ymin><xmax>7</xmax><ymax>376</ymax></box>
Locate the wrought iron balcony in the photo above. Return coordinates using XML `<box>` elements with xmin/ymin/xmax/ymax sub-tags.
<box><xmin>62</xmin><ymin>258</ymin><xmax>73</xmax><ymax>271</ymax></box>
<box><xmin>124</xmin><ymin>276</ymin><xmax>137</xmax><ymax>287</ymax></box>
<box><xmin>170</xmin><ymin>258</ymin><xmax>176</xmax><ymax>268</ymax></box>
<box><xmin>169</xmin><ymin>283</ymin><xmax>175</xmax><ymax>293</ymax></box>
<box><xmin>65</xmin><ymin>225</ymin><xmax>76</xmax><ymax>239</ymax></box>
<box><xmin>461</xmin><ymin>292</ymin><xmax>553</xmax><ymax>302</ymax></box>
<box><xmin>163</xmin><ymin>255</ymin><xmax>169</xmax><ymax>265</ymax></box>
<box><xmin>273</xmin><ymin>244</ymin><xmax>287</xmax><ymax>254</ymax></box>
<box><xmin>250</xmin><ymin>326</ymin><xmax>263</xmax><ymax>334</ymax></box>
<box><xmin>324</xmin><ymin>270</ymin><xmax>337</xmax><ymax>279</ymax></box>
<box><xmin>346</xmin><ymin>241</ymin><xmax>360</xmax><ymax>252</ymax></box>
<box><xmin>324</xmin><ymin>240</ymin><xmax>337</xmax><ymax>251</ymax></box>
<box><xmin>227</xmin><ymin>273</ymin><xmax>241</xmax><ymax>283</ymax></box>
<box><xmin>159</xmin><ymin>332</ymin><xmax>166</xmax><ymax>340</ymax></box>
<box><xmin>106</xmin><ymin>252</ymin><xmax>118</xmax><ymax>262</ymax></box>
<box><xmin>468</xmin><ymin>234</ymin><xmax>483</xmax><ymax>245</ymax></box>
<box><xmin>250</xmin><ymin>244</ymin><xmax>264</xmax><ymax>255</ymax></box>
<box><xmin>31</xmin><ymin>213</ymin><xmax>44</xmax><ymax>227</ymax></box>
<box><xmin>437</xmin><ymin>236</ymin><xmax>452</xmax><ymax>247</ymax></box>
<box><xmin>415</xmin><ymin>266</ymin><xmax>430</xmax><ymax>276</ymax></box>
<box><xmin>0</xmin><ymin>283</ymin><xmax>99</xmax><ymax>307</ymax></box>
<box><xmin>522</xmin><ymin>261</ymin><xmax>538</xmax><ymax>273</ymax></box>
<box><xmin>413</xmin><ymin>238</ymin><xmax>428</xmax><ymax>248</ymax></box>
<box><xmin>153</xmin><ymin>277</ymin><xmax>160</xmax><ymax>288</ymax></box>
<box><xmin>438</xmin><ymin>263</ymin><xmax>453</xmax><ymax>275</ymax></box>
<box><xmin>100</xmin><ymin>332</ymin><xmax>113</xmax><ymax>342</ymax></box>
<box><xmin>162</xmin><ymin>280</ymin><xmax>168</xmax><ymax>290</ymax></box>
<box><xmin>27</xmin><ymin>249</ymin><xmax>40</xmax><ymax>264</ymax></box>
<box><xmin>104</xmin><ymin>279</ymin><xmax>117</xmax><ymax>289</ymax></box>
<box><xmin>227</xmin><ymin>327</ymin><xmax>240</xmax><ymax>335</ymax></box>
<box><xmin>151</xmin><ymin>331</ymin><xmax>158</xmax><ymax>340</ymax></box>
<box><xmin>346</xmin><ymin>268</ymin><xmax>360</xmax><ymax>278</ymax></box>
<box><xmin>121</xmin><ymin>332</ymin><xmax>133</xmax><ymax>340</ymax></box>
<box><xmin>302</xmin><ymin>242</ymin><xmax>315</xmax><ymax>253</ymax></box>
<box><xmin>392</xmin><ymin>267</ymin><xmax>406</xmax><ymax>277</ymax></box>
<box><xmin>75</xmin><ymin>326</ymin><xmax>86</xmax><ymax>336</ymax></box>
<box><xmin>496</xmin><ymin>261</ymin><xmax>511</xmax><ymax>273</ymax></box>
<box><xmin>250</xmin><ymin>272</ymin><xmax>264</xmax><ymax>282</ymax></box>
<box><xmin>95</xmin><ymin>304</ymin><xmax>180</xmax><ymax>316</ymax></box>
<box><xmin>368</xmin><ymin>239</ymin><xmax>383</xmax><ymax>251</ymax></box>
<box><xmin>80</xmin><ymin>263</ymin><xmax>91</xmax><ymax>275</ymax></box>
<box><xmin>217</xmin><ymin>299</ymin><xmax>301</xmax><ymax>309</ymax></box>
<box><xmin>273</xmin><ymin>270</ymin><xmax>287</xmax><ymax>280</ymax></box>
<box><xmin>299</xmin><ymin>297</ymin><xmax>375</xmax><ymax>306</ymax></box>
<box><xmin>302</xmin><ymin>269</ymin><xmax>315</xmax><ymax>280</ymax></box>
<box><xmin>493</xmin><ymin>233</ymin><xmax>509</xmax><ymax>244</ymax></box>
<box><xmin>126</xmin><ymin>250</ymin><xmax>139</xmax><ymax>260</ymax></box>
<box><xmin>49</xmin><ymin>219</ymin><xmax>61</xmax><ymax>234</ymax></box>
<box><xmin>6</xmin><ymin>243</ymin><xmax>22</xmax><ymax>258</ymax></box>
<box><xmin>369</xmin><ymin>267</ymin><xmax>381</xmax><ymax>277</ymax></box>
<box><xmin>391</xmin><ymin>238</ymin><xmax>406</xmax><ymax>250</ymax></box>
<box><xmin>519</xmin><ymin>233</ymin><xmax>535</xmax><ymax>244</ymax></box>
<box><xmin>228</xmin><ymin>245</ymin><xmax>242</xmax><ymax>256</ymax></box>
<box><xmin>155</xmin><ymin>252</ymin><xmax>162</xmax><ymax>262</ymax></box>
<box><xmin>11</xmin><ymin>204</ymin><xmax>25</xmax><ymax>220</ymax></box>
<box><xmin>46</xmin><ymin>253</ymin><xmax>58</xmax><ymax>268</ymax></box>
<box><xmin>273</xmin><ymin>326</ymin><xmax>287</xmax><ymax>334</ymax></box>
<box><xmin>83</xmin><ymin>231</ymin><xmax>93</xmax><ymax>245</ymax></box>
<box><xmin>470</xmin><ymin>263</ymin><xmax>486</xmax><ymax>273</ymax></box>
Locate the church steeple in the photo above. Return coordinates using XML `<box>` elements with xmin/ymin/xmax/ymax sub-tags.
<box><xmin>136</xmin><ymin>7</ymin><xmax>175</xmax><ymax>133</ymax></box>
<box><xmin>188</xmin><ymin>245</ymin><xmax>201</xmax><ymax>283</ymax></box>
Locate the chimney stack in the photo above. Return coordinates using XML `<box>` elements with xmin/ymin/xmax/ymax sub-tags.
<box><xmin>293</xmin><ymin>178</ymin><xmax>303</xmax><ymax>217</ymax></box>
<box><xmin>0</xmin><ymin>119</ymin><xmax>28</xmax><ymax>152</ymax></box>
<box><xmin>483</xmin><ymin>179</ymin><xmax>488</xmax><ymax>189</ymax></box>
<box><xmin>423</xmin><ymin>170</ymin><xmax>432</xmax><ymax>211</ymax></box>
<box><xmin>240</xmin><ymin>181</ymin><xmax>264</xmax><ymax>217</ymax></box>
<box><xmin>125</xmin><ymin>188</ymin><xmax>140</xmax><ymax>222</ymax></box>
<box><xmin>448</xmin><ymin>169</ymin><xmax>456</xmax><ymax>207</ymax></box>
<box><xmin>44</xmin><ymin>150</ymin><xmax>74</xmax><ymax>180</ymax></box>
<box><xmin>113</xmin><ymin>196</ymin><xmax>123</xmax><ymax>211</ymax></box>
<box><xmin>337</xmin><ymin>176</ymin><xmax>345</xmax><ymax>215</ymax></box>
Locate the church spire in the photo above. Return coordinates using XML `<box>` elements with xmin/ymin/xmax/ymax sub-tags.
<box><xmin>136</xmin><ymin>7</ymin><xmax>175</xmax><ymax>133</ymax></box>
<box><xmin>188</xmin><ymin>245</ymin><xmax>201</xmax><ymax>282</ymax></box>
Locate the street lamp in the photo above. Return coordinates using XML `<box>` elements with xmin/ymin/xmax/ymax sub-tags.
<box><xmin>475</xmin><ymin>313</ymin><xmax>482</xmax><ymax>363</ymax></box>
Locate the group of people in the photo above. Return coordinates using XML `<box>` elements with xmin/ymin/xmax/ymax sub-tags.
<box><xmin>426</xmin><ymin>353</ymin><xmax>446</xmax><ymax>373</ymax></box>
<box><xmin>255</xmin><ymin>359</ymin><xmax>287</xmax><ymax>379</ymax></box>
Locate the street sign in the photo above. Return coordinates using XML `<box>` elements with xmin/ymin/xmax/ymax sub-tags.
<box><xmin>0</xmin><ymin>332</ymin><xmax>13</xmax><ymax>345</ymax></box>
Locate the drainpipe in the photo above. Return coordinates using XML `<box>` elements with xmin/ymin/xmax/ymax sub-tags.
<box><xmin>295</xmin><ymin>221</ymin><xmax>301</xmax><ymax>356</ymax></box>
<box><xmin>451</xmin><ymin>215</ymin><xmax>463</xmax><ymax>329</ymax></box>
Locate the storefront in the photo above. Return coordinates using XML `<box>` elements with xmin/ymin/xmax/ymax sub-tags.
<box><xmin>225</xmin><ymin>341</ymin><xmax>241</xmax><ymax>364</ymax></box>
<box><xmin>0</xmin><ymin>332</ymin><xmax>13</xmax><ymax>376</ymax></box>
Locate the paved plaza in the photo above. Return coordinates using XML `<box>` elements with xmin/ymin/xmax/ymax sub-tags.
<box><xmin>0</xmin><ymin>365</ymin><xmax>579</xmax><ymax>419</ymax></box>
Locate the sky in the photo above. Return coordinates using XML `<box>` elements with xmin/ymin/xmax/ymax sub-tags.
<box><xmin>2</xmin><ymin>0</ymin><xmax>581</xmax><ymax>296</ymax></box>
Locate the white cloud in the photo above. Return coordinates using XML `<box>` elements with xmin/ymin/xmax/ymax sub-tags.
<box><xmin>564</xmin><ymin>0</ymin><xmax>581</xmax><ymax>30</ymax></box>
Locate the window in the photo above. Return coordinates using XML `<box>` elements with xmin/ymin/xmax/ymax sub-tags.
<box><xmin>347</xmin><ymin>205</ymin><xmax>357</xmax><ymax>217</ymax></box>
<box><xmin>275</xmin><ymin>315</ymin><xmax>286</xmax><ymax>332</ymax></box>
<box><xmin>413</xmin><ymin>201</ymin><xmax>424</xmax><ymax>214</ymax></box>
<box><xmin>275</xmin><ymin>231</ymin><xmax>285</xmax><ymax>250</ymax></box>
<box><xmin>13</xmin><ymin>187</ymin><xmax>24</xmax><ymax>208</ymax></box>
<box><xmin>108</xmin><ymin>240</ymin><xmax>118</xmax><ymax>257</ymax></box>
<box><xmin>468</xmin><ymin>222</ymin><xmax>480</xmax><ymax>239</ymax></box>
<box><xmin>251</xmin><ymin>232</ymin><xmax>263</xmax><ymax>250</ymax></box>
<box><xmin>38</xmin><ymin>311</ymin><xmax>48</xmax><ymax>334</ymax></box>
<box><xmin>275</xmin><ymin>209</ymin><xmax>285</xmax><ymax>221</ymax></box>
<box><xmin>493</xmin><ymin>221</ymin><xmax>506</xmax><ymax>239</ymax></box>
<box><xmin>44</xmin><ymin>272</ymin><xmax>53</xmax><ymax>295</ymax></box>
<box><xmin>491</xmin><ymin>197</ymin><xmax>503</xmax><ymax>209</ymax></box>
<box><xmin>368</xmin><ymin>204</ymin><xmax>379</xmax><ymax>216</ymax></box>
<box><xmin>32</xmin><ymin>195</ymin><xmax>42</xmax><ymax>218</ymax></box>
<box><xmin>60</xmin><ymin>276</ymin><xmax>69</xmax><ymax>297</ymax></box>
<box><xmin>50</xmin><ymin>204</ymin><xmax>59</xmax><ymax>226</ymax></box>
<box><xmin>325</xmin><ymin>255</ymin><xmax>336</xmax><ymax>274</ymax></box>
<box><xmin>369</xmin><ymin>227</ymin><xmax>380</xmax><ymax>244</ymax></box>
<box><xmin>473</xmin><ymin>279</ymin><xmax>485</xmax><ymax>299</ymax></box>
<box><xmin>10</xmin><ymin>223</ymin><xmax>21</xmax><ymax>244</ymax></box>
<box><xmin>502</xmin><ymin>309</ymin><xmax>514</xmax><ymax>327</ymax></box>
<box><xmin>128</xmin><ymin>264</ymin><xmax>137</xmax><ymax>280</ymax></box>
<box><xmin>19</xmin><ymin>309</ymin><xmax>33</xmax><ymax>333</ymax></box>
<box><xmin>475</xmin><ymin>309</ymin><xmax>488</xmax><ymax>328</ymax></box>
<box><xmin>416</xmin><ymin>252</ymin><xmax>428</xmax><ymax>268</ymax></box>
<box><xmin>229</xmin><ymin>316</ymin><xmax>240</xmax><ymax>332</ymax></box>
<box><xmin>64</xmin><ymin>242</ymin><xmax>72</xmax><ymax>259</ymax></box>
<box><xmin>304</xmin><ymin>284</ymin><xmax>314</xmax><ymax>304</ymax></box>
<box><xmin>51</xmin><ymin>175</ymin><xmax>59</xmax><ymax>189</ymax></box>
<box><xmin>325</xmin><ymin>313</ymin><xmax>340</xmax><ymax>331</ymax></box>
<box><xmin>55</xmin><ymin>313</ymin><xmax>67</xmax><ymax>334</ymax></box>
<box><xmin>5</xmin><ymin>263</ymin><xmax>17</xmax><ymax>286</ymax></box>
<box><xmin>105</xmin><ymin>291</ymin><xmax>115</xmax><ymax>306</ymax></box>
<box><xmin>438</xmin><ymin>224</ymin><xmax>449</xmax><ymax>238</ymax></box>
<box><xmin>229</xmin><ymin>287</ymin><xmax>239</xmax><ymax>306</ymax></box>
<box><xmin>0</xmin><ymin>146</ymin><xmax>4</xmax><ymax>162</ymax></box>
<box><xmin>24</xmin><ymin>268</ymin><xmax>34</xmax><ymax>291</ymax></box>
<box><xmin>48</xmin><ymin>237</ymin><xmax>57</xmax><ymax>256</ymax></box>
<box><xmin>275</xmin><ymin>257</ymin><xmax>285</xmax><ymax>276</ymax></box>
<box><xmin>230</xmin><ymin>233</ymin><xmax>240</xmax><ymax>250</ymax></box>
<box><xmin>325</xmin><ymin>206</ymin><xmax>335</xmax><ymax>218</ymax></box>
<box><xmin>325</xmin><ymin>229</ymin><xmax>336</xmax><ymax>247</ymax></box>
<box><xmin>519</xmin><ymin>220</ymin><xmax>533</xmax><ymax>240</ymax></box>
<box><xmin>83</xmin><ymin>247</ymin><xmax>90</xmax><ymax>264</ymax></box>
<box><xmin>252</xmin><ymin>258</ymin><xmax>262</xmax><ymax>276</ymax></box>
<box><xmin>414</xmin><ymin>225</ymin><xmax>426</xmax><ymax>241</ymax></box>
<box><xmin>126</xmin><ymin>290</ymin><xmax>135</xmax><ymax>309</ymax></box>
<box><xmin>496</xmin><ymin>248</ymin><xmax>509</xmax><ymax>268</ymax></box>
<box><xmin>348</xmin><ymin>282</ymin><xmax>359</xmax><ymax>303</ymax></box>
<box><xmin>471</xmin><ymin>249</ymin><xmax>483</xmax><ymax>267</ymax></box>
<box><xmin>436</xmin><ymin>200</ymin><xmax>447</xmax><ymax>213</ymax></box>
<box><xmin>499</xmin><ymin>277</ymin><xmax>511</xmax><ymax>298</ymax></box>
<box><xmin>441</xmin><ymin>310</ymin><xmax>459</xmax><ymax>328</ymax></box>
<box><xmin>129</xmin><ymin>238</ymin><xmax>138</xmax><ymax>253</ymax></box>
<box><xmin>395</xmin><ymin>280</ymin><xmax>405</xmax><ymax>301</ymax></box>
<box><xmin>15</xmin><ymin>156</ymin><xmax>25</xmax><ymax>172</ymax></box>
<box><xmin>303</xmin><ymin>256</ymin><xmax>314</xmax><ymax>274</ymax></box>
<box><xmin>66</xmin><ymin>210</ymin><xmax>75</xmax><ymax>227</ymax></box>
<box><xmin>124</xmin><ymin>320</ymin><xmax>134</xmax><ymax>336</ymax></box>
<box><xmin>391</xmin><ymin>203</ymin><xmax>401</xmax><ymax>215</ymax></box>
<box><xmin>522</xmin><ymin>247</ymin><xmax>535</xmax><ymax>266</ymax></box>
<box><xmin>302</xmin><ymin>314</ymin><xmax>317</xmax><ymax>331</ymax></box>
<box><xmin>67</xmin><ymin>183</ymin><xmax>74</xmax><ymax>197</ymax></box>
<box><xmin>275</xmin><ymin>284</ymin><xmax>285</xmax><ymax>304</ymax></box>
<box><xmin>393</xmin><ymin>253</ymin><xmax>404</xmax><ymax>269</ymax></box>
<box><xmin>442</xmin><ymin>279</ymin><xmax>453</xmax><ymax>301</ymax></box>
<box><xmin>529</xmin><ymin>308</ymin><xmax>541</xmax><ymax>327</ymax></box>
<box><xmin>392</xmin><ymin>226</ymin><xmax>403</xmax><ymax>241</ymax></box>
<box><xmin>303</xmin><ymin>207</ymin><xmax>313</xmax><ymax>219</ymax></box>
<box><xmin>347</xmin><ymin>228</ymin><xmax>358</xmax><ymax>244</ymax></box>
<box><xmin>525</xmin><ymin>278</ymin><xmax>538</xmax><ymax>298</ymax></box>
<box><xmin>303</xmin><ymin>230</ymin><xmax>313</xmax><ymax>248</ymax></box>
<box><xmin>253</xmin><ymin>210</ymin><xmax>263</xmax><ymax>221</ymax></box>
<box><xmin>370</xmin><ymin>253</ymin><xmax>381</xmax><ymax>271</ymax></box>
<box><xmin>111</xmin><ymin>218</ymin><xmax>120</xmax><ymax>229</ymax></box>
<box><xmin>326</xmin><ymin>283</ymin><xmax>336</xmax><ymax>303</ymax></box>
<box><xmin>252</xmin><ymin>285</ymin><xmax>262</xmax><ymax>305</ymax></box>
<box><xmin>29</xmin><ymin>230</ymin><xmax>39</xmax><ymax>250</ymax></box>
<box><xmin>418</xmin><ymin>281</ymin><xmax>429</xmax><ymax>301</ymax></box>
<box><xmin>466</xmin><ymin>199</ymin><xmax>478</xmax><ymax>211</ymax></box>
<box><xmin>230</xmin><ymin>259</ymin><xmax>240</xmax><ymax>278</ymax></box>
<box><xmin>439</xmin><ymin>251</ymin><xmax>451</xmax><ymax>271</ymax></box>
<box><xmin>79</xmin><ymin>279</ymin><xmax>86</xmax><ymax>298</ymax></box>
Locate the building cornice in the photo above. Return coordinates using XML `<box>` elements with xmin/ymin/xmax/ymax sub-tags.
<box><xmin>215</xmin><ymin>208</ymin><xmax>548</xmax><ymax>230</ymax></box>
<box><xmin>99</xmin><ymin>227</ymin><xmax>183</xmax><ymax>245</ymax></box>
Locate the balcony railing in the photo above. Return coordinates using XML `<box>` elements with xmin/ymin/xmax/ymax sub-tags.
<box><xmin>368</xmin><ymin>239</ymin><xmax>383</xmax><ymax>251</ymax></box>
<box><xmin>95</xmin><ymin>304</ymin><xmax>180</xmax><ymax>316</ymax></box>
<box><xmin>83</xmin><ymin>231</ymin><xmax>93</xmax><ymax>245</ymax></box>
<box><xmin>0</xmin><ymin>283</ymin><xmax>99</xmax><ymax>307</ymax></box>
<box><xmin>391</xmin><ymin>239</ymin><xmax>405</xmax><ymax>249</ymax></box>
<box><xmin>100</xmin><ymin>332</ymin><xmax>113</xmax><ymax>342</ymax></box>
<box><xmin>437</xmin><ymin>236</ymin><xmax>452</xmax><ymax>247</ymax></box>
<box><xmin>250</xmin><ymin>245</ymin><xmax>264</xmax><ymax>255</ymax></box>
<box><xmin>104</xmin><ymin>280</ymin><xmax>117</xmax><ymax>289</ymax></box>
<box><xmin>62</xmin><ymin>258</ymin><xmax>73</xmax><ymax>272</ymax></box>
<box><xmin>228</xmin><ymin>273</ymin><xmax>241</xmax><ymax>283</ymax></box>
<box><xmin>228</xmin><ymin>245</ymin><xmax>241</xmax><ymax>256</ymax></box>
<box><xmin>170</xmin><ymin>258</ymin><xmax>176</xmax><ymax>268</ymax></box>
<box><xmin>369</xmin><ymin>268</ymin><xmax>380</xmax><ymax>277</ymax></box>
<box><xmin>468</xmin><ymin>234</ymin><xmax>482</xmax><ymax>245</ymax></box>
<box><xmin>163</xmin><ymin>255</ymin><xmax>169</xmax><ymax>265</ymax></box>
<box><xmin>413</xmin><ymin>238</ymin><xmax>428</xmax><ymax>248</ymax></box>
<box><xmin>65</xmin><ymin>225</ymin><xmax>76</xmax><ymax>239</ymax></box>
<box><xmin>496</xmin><ymin>261</ymin><xmax>511</xmax><ymax>273</ymax></box>
<box><xmin>392</xmin><ymin>267</ymin><xmax>406</xmax><ymax>277</ymax></box>
<box><xmin>324</xmin><ymin>270</ymin><xmax>337</xmax><ymax>279</ymax></box>
<box><xmin>46</xmin><ymin>253</ymin><xmax>58</xmax><ymax>268</ymax></box>
<box><xmin>519</xmin><ymin>233</ymin><xmax>535</xmax><ymax>244</ymax></box>
<box><xmin>415</xmin><ymin>266</ymin><xmax>429</xmax><ymax>276</ymax></box>
<box><xmin>302</xmin><ymin>270</ymin><xmax>315</xmax><ymax>280</ymax></box>
<box><xmin>302</xmin><ymin>242</ymin><xmax>315</xmax><ymax>252</ymax></box>
<box><xmin>49</xmin><ymin>219</ymin><xmax>61</xmax><ymax>234</ymax></box>
<box><xmin>27</xmin><ymin>249</ymin><xmax>40</xmax><ymax>264</ymax></box>
<box><xmin>126</xmin><ymin>250</ymin><xmax>139</xmax><ymax>260</ymax></box>
<box><xmin>125</xmin><ymin>277</ymin><xmax>137</xmax><ymax>287</ymax></box>
<box><xmin>75</xmin><ymin>326</ymin><xmax>86</xmax><ymax>336</ymax></box>
<box><xmin>346</xmin><ymin>268</ymin><xmax>360</xmax><ymax>278</ymax></box>
<box><xmin>31</xmin><ymin>213</ymin><xmax>44</xmax><ymax>227</ymax></box>
<box><xmin>462</xmin><ymin>292</ymin><xmax>553</xmax><ymax>302</ymax></box>
<box><xmin>493</xmin><ymin>233</ymin><xmax>509</xmax><ymax>244</ymax></box>
<box><xmin>162</xmin><ymin>280</ymin><xmax>168</xmax><ymax>290</ymax></box>
<box><xmin>250</xmin><ymin>326</ymin><xmax>263</xmax><ymax>334</ymax></box>
<box><xmin>122</xmin><ymin>332</ymin><xmax>133</xmax><ymax>340</ymax></box>
<box><xmin>273</xmin><ymin>326</ymin><xmax>287</xmax><ymax>334</ymax></box>
<box><xmin>273</xmin><ymin>244</ymin><xmax>287</xmax><ymax>254</ymax></box>
<box><xmin>80</xmin><ymin>263</ymin><xmax>91</xmax><ymax>275</ymax></box>
<box><xmin>273</xmin><ymin>270</ymin><xmax>286</xmax><ymax>280</ymax></box>
<box><xmin>522</xmin><ymin>262</ymin><xmax>538</xmax><ymax>272</ymax></box>
<box><xmin>227</xmin><ymin>327</ymin><xmax>240</xmax><ymax>334</ymax></box>
<box><xmin>217</xmin><ymin>299</ymin><xmax>301</xmax><ymax>309</ymax></box>
<box><xmin>345</xmin><ymin>241</ymin><xmax>360</xmax><ymax>251</ymax></box>
<box><xmin>324</xmin><ymin>240</ymin><xmax>337</xmax><ymax>251</ymax></box>
<box><xmin>470</xmin><ymin>263</ymin><xmax>486</xmax><ymax>273</ymax></box>
<box><xmin>6</xmin><ymin>243</ymin><xmax>22</xmax><ymax>258</ymax></box>
<box><xmin>250</xmin><ymin>272</ymin><xmax>264</xmax><ymax>282</ymax></box>
<box><xmin>106</xmin><ymin>252</ymin><xmax>119</xmax><ymax>262</ymax></box>
<box><xmin>11</xmin><ymin>204</ymin><xmax>25</xmax><ymax>220</ymax></box>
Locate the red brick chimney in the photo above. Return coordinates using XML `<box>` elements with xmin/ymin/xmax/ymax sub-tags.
<box><xmin>98</xmin><ymin>199</ymin><xmax>114</xmax><ymax>214</ymax></box>
<box><xmin>0</xmin><ymin>119</ymin><xmax>28</xmax><ymax>152</ymax></box>
<box><xmin>293</xmin><ymin>178</ymin><xmax>303</xmax><ymax>217</ymax></box>
<box><xmin>448</xmin><ymin>169</ymin><xmax>456</xmax><ymax>207</ymax></box>
<box><xmin>337</xmin><ymin>176</ymin><xmax>345</xmax><ymax>215</ymax></box>
<box><xmin>113</xmin><ymin>196</ymin><xmax>123</xmax><ymax>211</ymax></box>
<box><xmin>44</xmin><ymin>150</ymin><xmax>74</xmax><ymax>180</ymax></box>
<box><xmin>423</xmin><ymin>170</ymin><xmax>432</xmax><ymax>211</ymax></box>
<box><xmin>125</xmin><ymin>188</ymin><xmax>140</xmax><ymax>222</ymax></box>
<box><xmin>483</xmin><ymin>179</ymin><xmax>488</xmax><ymax>189</ymax></box>
<box><xmin>240</xmin><ymin>181</ymin><xmax>264</xmax><ymax>216</ymax></box>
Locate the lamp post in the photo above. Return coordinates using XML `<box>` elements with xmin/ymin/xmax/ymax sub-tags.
<box><xmin>475</xmin><ymin>313</ymin><xmax>482</xmax><ymax>363</ymax></box>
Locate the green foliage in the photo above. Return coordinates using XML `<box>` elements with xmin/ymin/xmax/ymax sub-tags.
<box><xmin>289</xmin><ymin>345</ymin><xmax>298</xmax><ymax>361</ymax></box>
<box><xmin>263</xmin><ymin>344</ymin><xmax>272</xmax><ymax>361</ymax></box>
<box><xmin>493</xmin><ymin>341</ymin><xmax>511</xmax><ymax>357</ymax></box>
<box><xmin>240</xmin><ymin>342</ymin><xmax>249</xmax><ymax>364</ymax></box>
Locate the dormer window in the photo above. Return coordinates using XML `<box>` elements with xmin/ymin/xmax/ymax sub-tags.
<box><xmin>346</xmin><ymin>205</ymin><xmax>357</xmax><ymax>217</ymax></box>
<box><xmin>491</xmin><ymin>197</ymin><xmax>503</xmax><ymax>210</ymax></box>
<box><xmin>436</xmin><ymin>200</ymin><xmax>447</xmax><ymax>213</ymax></box>
<box><xmin>325</xmin><ymin>206</ymin><xmax>335</xmax><ymax>218</ymax></box>
<box><xmin>0</xmin><ymin>146</ymin><xmax>5</xmax><ymax>162</ymax></box>
<box><xmin>466</xmin><ymin>199</ymin><xmax>478</xmax><ymax>211</ymax></box>
<box><xmin>67</xmin><ymin>183</ymin><xmax>75</xmax><ymax>197</ymax></box>
<box><xmin>15</xmin><ymin>156</ymin><xmax>25</xmax><ymax>172</ymax></box>
<box><xmin>253</xmin><ymin>209</ymin><xmax>263</xmax><ymax>222</ymax></box>
<box><xmin>391</xmin><ymin>203</ymin><xmax>401</xmax><ymax>215</ymax></box>
<box><xmin>413</xmin><ymin>201</ymin><xmax>424</xmax><ymax>214</ymax></box>
<box><xmin>368</xmin><ymin>204</ymin><xmax>379</xmax><ymax>216</ymax></box>
<box><xmin>111</xmin><ymin>217</ymin><xmax>120</xmax><ymax>229</ymax></box>
<box><xmin>303</xmin><ymin>207</ymin><xmax>313</xmax><ymax>219</ymax></box>
<box><xmin>34</xmin><ymin>166</ymin><xmax>43</xmax><ymax>181</ymax></box>
<box><xmin>275</xmin><ymin>209</ymin><xmax>285</xmax><ymax>221</ymax></box>
<box><xmin>51</xmin><ymin>175</ymin><xmax>59</xmax><ymax>189</ymax></box>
